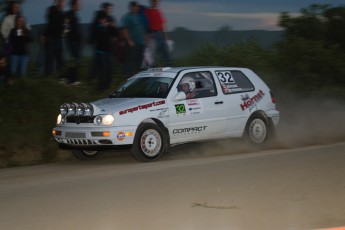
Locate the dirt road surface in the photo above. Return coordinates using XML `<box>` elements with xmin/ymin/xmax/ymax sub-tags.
<box><xmin>1</xmin><ymin>142</ymin><xmax>345</xmax><ymax>230</ymax></box>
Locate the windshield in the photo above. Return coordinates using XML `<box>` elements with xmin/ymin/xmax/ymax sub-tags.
<box><xmin>110</xmin><ymin>77</ymin><xmax>174</xmax><ymax>98</ymax></box>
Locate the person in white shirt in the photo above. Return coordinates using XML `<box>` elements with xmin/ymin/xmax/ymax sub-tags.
<box><xmin>1</xmin><ymin>1</ymin><xmax>21</xmax><ymax>43</ymax></box>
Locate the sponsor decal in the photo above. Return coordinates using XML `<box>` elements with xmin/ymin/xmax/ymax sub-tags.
<box><xmin>173</xmin><ymin>126</ymin><xmax>207</xmax><ymax>134</ymax></box>
<box><xmin>157</xmin><ymin>108</ymin><xmax>169</xmax><ymax>118</ymax></box>
<box><xmin>175</xmin><ymin>100</ymin><xmax>204</xmax><ymax>116</ymax></box>
<box><xmin>175</xmin><ymin>104</ymin><xmax>186</xmax><ymax>115</ymax></box>
<box><xmin>186</xmin><ymin>99</ymin><xmax>200</xmax><ymax>106</ymax></box>
<box><xmin>117</xmin><ymin>132</ymin><xmax>126</xmax><ymax>141</ymax></box>
<box><xmin>240</xmin><ymin>90</ymin><xmax>265</xmax><ymax>111</ymax></box>
<box><xmin>119</xmin><ymin>100</ymin><xmax>166</xmax><ymax>115</ymax></box>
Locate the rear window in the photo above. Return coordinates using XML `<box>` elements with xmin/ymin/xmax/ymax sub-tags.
<box><xmin>215</xmin><ymin>70</ymin><xmax>255</xmax><ymax>94</ymax></box>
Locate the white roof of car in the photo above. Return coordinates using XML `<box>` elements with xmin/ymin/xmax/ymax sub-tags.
<box><xmin>131</xmin><ymin>66</ymin><xmax>252</xmax><ymax>80</ymax></box>
<box><xmin>143</xmin><ymin>66</ymin><xmax>249</xmax><ymax>73</ymax></box>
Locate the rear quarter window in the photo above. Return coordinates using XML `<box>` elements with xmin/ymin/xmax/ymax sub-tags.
<box><xmin>215</xmin><ymin>70</ymin><xmax>255</xmax><ymax>94</ymax></box>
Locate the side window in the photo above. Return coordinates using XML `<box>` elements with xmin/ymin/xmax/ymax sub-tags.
<box><xmin>215</xmin><ymin>70</ymin><xmax>255</xmax><ymax>94</ymax></box>
<box><xmin>177</xmin><ymin>71</ymin><xmax>217</xmax><ymax>99</ymax></box>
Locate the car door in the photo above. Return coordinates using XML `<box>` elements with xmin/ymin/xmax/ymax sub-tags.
<box><xmin>214</xmin><ymin>69</ymin><xmax>256</xmax><ymax>137</ymax></box>
<box><xmin>167</xmin><ymin>70</ymin><xmax>227</xmax><ymax>144</ymax></box>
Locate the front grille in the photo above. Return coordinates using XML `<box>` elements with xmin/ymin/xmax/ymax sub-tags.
<box><xmin>66</xmin><ymin>116</ymin><xmax>95</xmax><ymax>124</ymax></box>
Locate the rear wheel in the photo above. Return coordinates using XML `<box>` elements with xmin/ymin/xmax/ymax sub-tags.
<box><xmin>245</xmin><ymin>116</ymin><xmax>269</xmax><ymax>144</ymax></box>
<box><xmin>72</xmin><ymin>150</ymin><xmax>100</xmax><ymax>160</ymax></box>
<box><xmin>131</xmin><ymin>123</ymin><xmax>165</xmax><ymax>162</ymax></box>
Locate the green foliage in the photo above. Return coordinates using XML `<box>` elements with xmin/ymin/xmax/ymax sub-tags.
<box><xmin>275</xmin><ymin>4</ymin><xmax>345</xmax><ymax>92</ymax></box>
<box><xmin>177</xmin><ymin>38</ymin><xmax>272</xmax><ymax>71</ymax></box>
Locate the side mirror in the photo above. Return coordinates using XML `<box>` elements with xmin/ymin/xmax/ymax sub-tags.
<box><xmin>173</xmin><ymin>91</ymin><xmax>186</xmax><ymax>101</ymax></box>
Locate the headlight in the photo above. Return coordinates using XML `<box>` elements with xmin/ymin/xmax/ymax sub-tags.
<box><xmin>94</xmin><ymin>115</ymin><xmax>114</xmax><ymax>126</ymax></box>
<box><xmin>84</xmin><ymin>103</ymin><xmax>94</xmax><ymax>116</ymax></box>
<box><xmin>102</xmin><ymin>115</ymin><xmax>114</xmax><ymax>125</ymax></box>
<box><xmin>67</xmin><ymin>103</ymin><xmax>76</xmax><ymax>116</ymax></box>
<box><xmin>95</xmin><ymin>116</ymin><xmax>102</xmax><ymax>125</ymax></box>
<box><xmin>76</xmin><ymin>103</ymin><xmax>85</xmax><ymax>116</ymax></box>
<box><xmin>57</xmin><ymin>114</ymin><xmax>62</xmax><ymax>124</ymax></box>
<box><xmin>60</xmin><ymin>103</ymin><xmax>68</xmax><ymax>116</ymax></box>
<box><xmin>57</xmin><ymin>114</ymin><xmax>65</xmax><ymax>125</ymax></box>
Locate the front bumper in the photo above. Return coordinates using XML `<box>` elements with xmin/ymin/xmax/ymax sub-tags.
<box><xmin>52</xmin><ymin>125</ymin><xmax>137</xmax><ymax>149</ymax></box>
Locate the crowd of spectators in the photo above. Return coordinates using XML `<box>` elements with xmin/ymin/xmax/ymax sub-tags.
<box><xmin>0</xmin><ymin>0</ymin><xmax>172</xmax><ymax>90</ymax></box>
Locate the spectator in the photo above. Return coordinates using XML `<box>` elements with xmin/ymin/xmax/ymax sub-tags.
<box><xmin>122</xmin><ymin>1</ymin><xmax>146</xmax><ymax>75</ymax></box>
<box><xmin>114</xmin><ymin>27</ymin><xmax>127</xmax><ymax>66</ymax></box>
<box><xmin>43</xmin><ymin>0</ymin><xmax>66</xmax><ymax>78</ymax></box>
<box><xmin>1</xmin><ymin>1</ymin><xmax>30</xmax><ymax>54</ymax></box>
<box><xmin>89</xmin><ymin>2</ymin><xmax>117</xmax><ymax>80</ymax></box>
<box><xmin>65</xmin><ymin>0</ymin><xmax>82</xmax><ymax>86</ymax></box>
<box><xmin>94</xmin><ymin>12</ymin><xmax>117</xmax><ymax>90</ymax></box>
<box><xmin>1</xmin><ymin>1</ymin><xmax>20</xmax><ymax>43</ymax></box>
<box><xmin>8</xmin><ymin>15</ymin><xmax>32</xmax><ymax>79</ymax></box>
<box><xmin>145</xmin><ymin>0</ymin><xmax>171</xmax><ymax>67</ymax></box>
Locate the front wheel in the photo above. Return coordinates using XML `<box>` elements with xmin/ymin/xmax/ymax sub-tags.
<box><xmin>131</xmin><ymin>123</ymin><xmax>165</xmax><ymax>162</ymax></box>
<box><xmin>72</xmin><ymin>150</ymin><xmax>101</xmax><ymax>160</ymax></box>
<box><xmin>245</xmin><ymin>116</ymin><xmax>269</xmax><ymax>144</ymax></box>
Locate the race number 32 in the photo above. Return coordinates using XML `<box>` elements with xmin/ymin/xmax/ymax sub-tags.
<box><xmin>216</xmin><ymin>71</ymin><xmax>235</xmax><ymax>83</ymax></box>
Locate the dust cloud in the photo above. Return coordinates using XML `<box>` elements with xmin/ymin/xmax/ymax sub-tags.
<box><xmin>166</xmin><ymin>92</ymin><xmax>345</xmax><ymax>160</ymax></box>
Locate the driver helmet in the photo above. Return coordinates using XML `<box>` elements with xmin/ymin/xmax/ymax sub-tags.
<box><xmin>180</xmin><ymin>76</ymin><xmax>195</xmax><ymax>91</ymax></box>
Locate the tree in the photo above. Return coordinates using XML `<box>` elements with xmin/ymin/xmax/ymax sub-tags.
<box><xmin>275</xmin><ymin>4</ymin><xmax>345</xmax><ymax>92</ymax></box>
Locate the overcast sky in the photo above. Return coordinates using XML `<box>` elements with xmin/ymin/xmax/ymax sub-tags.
<box><xmin>22</xmin><ymin>0</ymin><xmax>344</xmax><ymax>31</ymax></box>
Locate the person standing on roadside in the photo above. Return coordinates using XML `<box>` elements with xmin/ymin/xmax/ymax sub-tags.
<box><xmin>122</xmin><ymin>1</ymin><xmax>146</xmax><ymax>75</ymax></box>
<box><xmin>1</xmin><ymin>1</ymin><xmax>21</xmax><ymax>43</ymax></box>
<box><xmin>1</xmin><ymin>1</ymin><xmax>30</xmax><ymax>54</ymax></box>
<box><xmin>64</xmin><ymin>0</ymin><xmax>82</xmax><ymax>86</ymax></box>
<box><xmin>93</xmin><ymin>12</ymin><xmax>117</xmax><ymax>90</ymax></box>
<box><xmin>8</xmin><ymin>15</ymin><xmax>32</xmax><ymax>79</ymax></box>
<box><xmin>145</xmin><ymin>0</ymin><xmax>170</xmax><ymax>67</ymax></box>
<box><xmin>42</xmin><ymin>0</ymin><xmax>66</xmax><ymax>78</ymax></box>
<box><xmin>89</xmin><ymin>2</ymin><xmax>117</xmax><ymax>80</ymax></box>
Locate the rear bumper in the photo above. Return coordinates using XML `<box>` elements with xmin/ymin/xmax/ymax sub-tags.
<box><xmin>266</xmin><ymin>109</ymin><xmax>280</xmax><ymax>127</ymax></box>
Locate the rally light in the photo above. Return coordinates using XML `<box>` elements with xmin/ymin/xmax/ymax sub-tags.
<box><xmin>84</xmin><ymin>103</ymin><xmax>94</xmax><ymax>116</ymax></box>
<box><xmin>60</xmin><ymin>103</ymin><xmax>68</xmax><ymax>116</ymax></box>
<box><xmin>67</xmin><ymin>103</ymin><xmax>76</xmax><ymax>116</ymax></box>
<box><xmin>76</xmin><ymin>103</ymin><xmax>85</xmax><ymax>116</ymax></box>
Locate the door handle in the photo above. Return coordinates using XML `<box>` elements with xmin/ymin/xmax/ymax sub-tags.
<box><xmin>215</xmin><ymin>101</ymin><xmax>223</xmax><ymax>105</ymax></box>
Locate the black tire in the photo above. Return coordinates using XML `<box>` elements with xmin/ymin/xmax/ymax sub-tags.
<box><xmin>131</xmin><ymin>123</ymin><xmax>165</xmax><ymax>162</ymax></box>
<box><xmin>245</xmin><ymin>115</ymin><xmax>269</xmax><ymax>144</ymax></box>
<box><xmin>71</xmin><ymin>150</ymin><xmax>101</xmax><ymax>160</ymax></box>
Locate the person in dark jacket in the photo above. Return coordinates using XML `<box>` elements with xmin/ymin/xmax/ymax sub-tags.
<box><xmin>8</xmin><ymin>15</ymin><xmax>32</xmax><ymax>78</ymax></box>
<box><xmin>64</xmin><ymin>0</ymin><xmax>82</xmax><ymax>85</ymax></box>
<box><xmin>89</xmin><ymin>2</ymin><xmax>117</xmax><ymax>81</ymax></box>
<box><xmin>94</xmin><ymin>12</ymin><xmax>117</xmax><ymax>90</ymax></box>
<box><xmin>42</xmin><ymin>0</ymin><xmax>65</xmax><ymax>77</ymax></box>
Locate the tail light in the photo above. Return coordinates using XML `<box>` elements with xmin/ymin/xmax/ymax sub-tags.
<box><xmin>270</xmin><ymin>91</ymin><xmax>276</xmax><ymax>104</ymax></box>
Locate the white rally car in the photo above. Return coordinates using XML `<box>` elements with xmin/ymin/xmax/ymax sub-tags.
<box><xmin>52</xmin><ymin>67</ymin><xmax>279</xmax><ymax>162</ymax></box>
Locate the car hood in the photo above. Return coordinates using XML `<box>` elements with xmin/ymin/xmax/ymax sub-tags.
<box><xmin>91</xmin><ymin>98</ymin><xmax>165</xmax><ymax>114</ymax></box>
